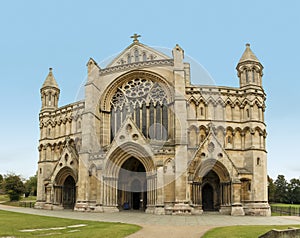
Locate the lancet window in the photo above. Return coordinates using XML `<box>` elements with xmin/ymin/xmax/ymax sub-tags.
<box><xmin>110</xmin><ymin>78</ymin><xmax>168</xmax><ymax>141</ymax></box>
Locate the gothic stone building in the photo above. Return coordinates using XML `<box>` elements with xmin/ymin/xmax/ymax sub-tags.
<box><xmin>35</xmin><ymin>36</ymin><xmax>270</xmax><ymax>216</ymax></box>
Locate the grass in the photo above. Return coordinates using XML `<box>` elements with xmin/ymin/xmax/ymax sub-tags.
<box><xmin>0</xmin><ymin>194</ymin><xmax>9</xmax><ymax>201</ymax></box>
<box><xmin>0</xmin><ymin>195</ymin><xmax>36</xmax><ymax>207</ymax></box>
<box><xmin>0</xmin><ymin>210</ymin><xmax>140</xmax><ymax>237</ymax></box>
<box><xmin>270</xmin><ymin>203</ymin><xmax>300</xmax><ymax>216</ymax></box>
<box><xmin>271</xmin><ymin>203</ymin><xmax>300</xmax><ymax>208</ymax></box>
<box><xmin>202</xmin><ymin>225</ymin><xmax>300</xmax><ymax>238</ymax></box>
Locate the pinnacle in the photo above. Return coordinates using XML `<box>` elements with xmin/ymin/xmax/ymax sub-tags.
<box><xmin>238</xmin><ymin>43</ymin><xmax>260</xmax><ymax>64</ymax></box>
<box><xmin>42</xmin><ymin>67</ymin><xmax>59</xmax><ymax>89</ymax></box>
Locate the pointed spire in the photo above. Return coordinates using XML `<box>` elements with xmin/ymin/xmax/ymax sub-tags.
<box><xmin>42</xmin><ymin>68</ymin><xmax>59</xmax><ymax>89</ymax></box>
<box><xmin>40</xmin><ymin>68</ymin><xmax>60</xmax><ymax>110</ymax></box>
<box><xmin>236</xmin><ymin>44</ymin><xmax>264</xmax><ymax>88</ymax></box>
<box><xmin>238</xmin><ymin>43</ymin><xmax>260</xmax><ymax>64</ymax></box>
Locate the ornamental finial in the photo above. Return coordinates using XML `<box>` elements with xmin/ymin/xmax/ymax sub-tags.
<box><xmin>130</xmin><ymin>33</ymin><xmax>141</xmax><ymax>43</ymax></box>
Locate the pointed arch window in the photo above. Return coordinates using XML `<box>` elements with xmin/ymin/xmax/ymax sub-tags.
<box><xmin>127</xmin><ymin>54</ymin><xmax>131</xmax><ymax>64</ymax></box>
<box><xmin>200</xmin><ymin>107</ymin><xmax>204</xmax><ymax>116</ymax></box>
<box><xmin>143</xmin><ymin>52</ymin><xmax>147</xmax><ymax>61</ymax></box>
<box><xmin>256</xmin><ymin>157</ymin><xmax>261</xmax><ymax>166</ymax></box>
<box><xmin>245</xmin><ymin>70</ymin><xmax>249</xmax><ymax>83</ymax></box>
<box><xmin>48</xmin><ymin>92</ymin><xmax>52</xmax><ymax>106</ymax></box>
<box><xmin>134</xmin><ymin>49</ymin><xmax>139</xmax><ymax>62</ymax></box>
<box><xmin>246</xmin><ymin>108</ymin><xmax>250</xmax><ymax>119</ymax></box>
<box><xmin>110</xmin><ymin>78</ymin><xmax>168</xmax><ymax>141</ymax></box>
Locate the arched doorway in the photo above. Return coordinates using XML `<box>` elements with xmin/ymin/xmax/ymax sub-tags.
<box><xmin>202</xmin><ymin>170</ymin><xmax>220</xmax><ymax>211</ymax></box>
<box><xmin>118</xmin><ymin>157</ymin><xmax>147</xmax><ymax>211</ymax></box>
<box><xmin>62</xmin><ymin>175</ymin><xmax>76</xmax><ymax>209</ymax></box>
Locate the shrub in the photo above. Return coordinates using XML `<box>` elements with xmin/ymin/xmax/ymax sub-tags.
<box><xmin>3</xmin><ymin>174</ymin><xmax>25</xmax><ymax>201</ymax></box>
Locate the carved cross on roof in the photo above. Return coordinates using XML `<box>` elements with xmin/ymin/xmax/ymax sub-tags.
<box><xmin>130</xmin><ymin>33</ymin><xmax>141</xmax><ymax>43</ymax></box>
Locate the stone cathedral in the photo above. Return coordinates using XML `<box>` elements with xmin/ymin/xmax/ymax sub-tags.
<box><xmin>35</xmin><ymin>35</ymin><xmax>270</xmax><ymax>216</ymax></box>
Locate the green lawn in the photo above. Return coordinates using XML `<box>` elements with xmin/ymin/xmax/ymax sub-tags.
<box><xmin>0</xmin><ymin>195</ymin><xmax>36</xmax><ymax>207</ymax></box>
<box><xmin>270</xmin><ymin>203</ymin><xmax>300</xmax><ymax>216</ymax></box>
<box><xmin>202</xmin><ymin>225</ymin><xmax>300</xmax><ymax>238</ymax></box>
<box><xmin>0</xmin><ymin>194</ymin><xmax>9</xmax><ymax>201</ymax></box>
<box><xmin>0</xmin><ymin>210</ymin><xmax>140</xmax><ymax>238</ymax></box>
<box><xmin>271</xmin><ymin>203</ymin><xmax>300</xmax><ymax>208</ymax></box>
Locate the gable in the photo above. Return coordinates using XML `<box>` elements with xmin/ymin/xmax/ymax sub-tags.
<box><xmin>188</xmin><ymin>124</ymin><xmax>239</xmax><ymax>182</ymax></box>
<box><xmin>107</xmin><ymin>42</ymin><xmax>171</xmax><ymax>67</ymax></box>
<box><xmin>49</xmin><ymin>140</ymin><xmax>79</xmax><ymax>184</ymax></box>
<box><xmin>107</xmin><ymin>114</ymin><xmax>154</xmax><ymax>157</ymax></box>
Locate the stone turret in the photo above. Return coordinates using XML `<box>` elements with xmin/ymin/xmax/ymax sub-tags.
<box><xmin>40</xmin><ymin>68</ymin><xmax>60</xmax><ymax>111</ymax></box>
<box><xmin>236</xmin><ymin>43</ymin><xmax>263</xmax><ymax>88</ymax></box>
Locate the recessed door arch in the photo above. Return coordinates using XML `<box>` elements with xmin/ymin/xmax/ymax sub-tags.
<box><xmin>202</xmin><ymin>170</ymin><xmax>220</xmax><ymax>211</ymax></box>
<box><xmin>54</xmin><ymin>167</ymin><xmax>77</xmax><ymax>209</ymax></box>
<box><xmin>117</xmin><ymin>157</ymin><xmax>147</xmax><ymax>211</ymax></box>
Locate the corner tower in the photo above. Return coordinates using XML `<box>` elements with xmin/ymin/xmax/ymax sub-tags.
<box><xmin>40</xmin><ymin>68</ymin><xmax>60</xmax><ymax>111</ymax></box>
<box><xmin>236</xmin><ymin>43</ymin><xmax>263</xmax><ymax>88</ymax></box>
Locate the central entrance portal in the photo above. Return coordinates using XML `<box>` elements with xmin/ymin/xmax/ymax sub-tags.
<box><xmin>118</xmin><ymin>157</ymin><xmax>147</xmax><ymax>211</ymax></box>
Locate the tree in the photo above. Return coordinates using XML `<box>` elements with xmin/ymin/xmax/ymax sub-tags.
<box><xmin>0</xmin><ymin>174</ymin><xmax>3</xmax><ymax>186</ymax></box>
<box><xmin>0</xmin><ymin>174</ymin><xmax>3</xmax><ymax>194</ymax></box>
<box><xmin>274</xmin><ymin>175</ymin><xmax>288</xmax><ymax>203</ymax></box>
<box><xmin>24</xmin><ymin>175</ymin><xmax>37</xmax><ymax>197</ymax></box>
<box><xmin>3</xmin><ymin>173</ymin><xmax>25</xmax><ymax>201</ymax></box>
<box><xmin>288</xmin><ymin>178</ymin><xmax>300</xmax><ymax>204</ymax></box>
<box><xmin>267</xmin><ymin>175</ymin><xmax>276</xmax><ymax>203</ymax></box>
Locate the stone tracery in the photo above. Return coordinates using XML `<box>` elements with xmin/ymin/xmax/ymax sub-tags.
<box><xmin>110</xmin><ymin>77</ymin><xmax>168</xmax><ymax>141</ymax></box>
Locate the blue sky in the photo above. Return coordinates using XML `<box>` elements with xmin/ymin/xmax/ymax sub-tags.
<box><xmin>0</xmin><ymin>0</ymin><xmax>299</xmax><ymax>180</ymax></box>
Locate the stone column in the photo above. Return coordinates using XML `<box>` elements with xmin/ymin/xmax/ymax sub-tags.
<box><xmin>172</xmin><ymin>45</ymin><xmax>188</xmax><ymax>205</ymax></box>
<box><xmin>192</xmin><ymin>183</ymin><xmax>203</xmax><ymax>214</ymax></box>
<box><xmin>74</xmin><ymin>152</ymin><xmax>89</xmax><ymax>211</ymax></box>
<box><xmin>156</xmin><ymin>166</ymin><xmax>164</xmax><ymax>206</ymax></box>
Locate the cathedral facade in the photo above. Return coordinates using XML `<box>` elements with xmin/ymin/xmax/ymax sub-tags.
<box><xmin>35</xmin><ymin>36</ymin><xmax>270</xmax><ymax>216</ymax></box>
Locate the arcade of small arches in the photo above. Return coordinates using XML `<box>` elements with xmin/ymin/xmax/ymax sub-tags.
<box><xmin>38</xmin><ymin>138</ymin><xmax>82</xmax><ymax>162</ymax></box>
<box><xmin>238</xmin><ymin>64</ymin><xmax>263</xmax><ymax>85</ymax></box>
<box><xmin>40</xmin><ymin>116</ymin><xmax>82</xmax><ymax>139</ymax></box>
<box><xmin>116</xmin><ymin>48</ymin><xmax>158</xmax><ymax>65</ymax></box>
<box><xmin>41</xmin><ymin>90</ymin><xmax>60</xmax><ymax>107</ymax></box>
<box><xmin>187</xmin><ymin>125</ymin><xmax>266</xmax><ymax>150</ymax></box>
<box><xmin>187</xmin><ymin>96</ymin><xmax>265</xmax><ymax>122</ymax></box>
<box><xmin>39</xmin><ymin>102</ymin><xmax>84</xmax><ymax>140</ymax></box>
